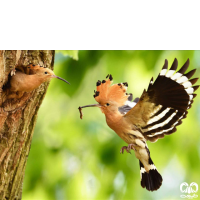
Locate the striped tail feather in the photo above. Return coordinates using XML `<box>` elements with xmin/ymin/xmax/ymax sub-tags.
<box><xmin>140</xmin><ymin>158</ymin><xmax>162</xmax><ymax>191</ymax></box>
<box><xmin>141</xmin><ymin>58</ymin><xmax>199</xmax><ymax>142</ymax></box>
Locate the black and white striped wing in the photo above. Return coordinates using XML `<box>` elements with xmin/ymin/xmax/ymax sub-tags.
<box><xmin>125</xmin><ymin>58</ymin><xmax>199</xmax><ymax>142</ymax></box>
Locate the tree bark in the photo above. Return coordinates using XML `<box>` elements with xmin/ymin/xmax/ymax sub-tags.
<box><xmin>0</xmin><ymin>50</ymin><xmax>55</xmax><ymax>199</ymax></box>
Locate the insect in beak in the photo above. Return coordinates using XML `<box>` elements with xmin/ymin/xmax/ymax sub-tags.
<box><xmin>78</xmin><ymin>104</ymin><xmax>102</xmax><ymax>119</ymax></box>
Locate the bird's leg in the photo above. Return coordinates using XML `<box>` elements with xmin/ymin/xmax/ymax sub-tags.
<box><xmin>120</xmin><ymin>144</ymin><xmax>136</xmax><ymax>154</ymax></box>
<box><xmin>120</xmin><ymin>146</ymin><xmax>131</xmax><ymax>154</ymax></box>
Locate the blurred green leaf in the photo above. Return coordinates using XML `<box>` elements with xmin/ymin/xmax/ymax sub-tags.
<box><xmin>53</xmin><ymin>50</ymin><xmax>104</xmax><ymax>97</ymax></box>
<box><xmin>56</xmin><ymin>50</ymin><xmax>79</xmax><ymax>60</ymax></box>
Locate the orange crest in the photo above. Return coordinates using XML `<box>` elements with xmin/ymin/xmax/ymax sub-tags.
<box><xmin>93</xmin><ymin>74</ymin><xmax>130</xmax><ymax>106</ymax></box>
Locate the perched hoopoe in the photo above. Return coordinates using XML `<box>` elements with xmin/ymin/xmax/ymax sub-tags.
<box><xmin>7</xmin><ymin>64</ymin><xmax>70</xmax><ymax>99</ymax></box>
<box><xmin>79</xmin><ymin>58</ymin><xmax>199</xmax><ymax>191</ymax></box>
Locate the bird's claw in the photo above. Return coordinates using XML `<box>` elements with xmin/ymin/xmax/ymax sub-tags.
<box><xmin>120</xmin><ymin>146</ymin><xmax>131</xmax><ymax>154</ymax></box>
<box><xmin>120</xmin><ymin>144</ymin><xmax>136</xmax><ymax>154</ymax></box>
<box><xmin>11</xmin><ymin>69</ymin><xmax>16</xmax><ymax>76</ymax></box>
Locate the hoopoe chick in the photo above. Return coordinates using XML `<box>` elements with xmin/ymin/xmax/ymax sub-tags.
<box><xmin>27</xmin><ymin>64</ymin><xmax>44</xmax><ymax>74</ymax></box>
<box><xmin>8</xmin><ymin>66</ymin><xmax>69</xmax><ymax>99</ymax></box>
<box><xmin>79</xmin><ymin>58</ymin><xmax>199</xmax><ymax>192</ymax></box>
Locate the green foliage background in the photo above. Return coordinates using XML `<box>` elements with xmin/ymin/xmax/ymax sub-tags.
<box><xmin>23</xmin><ymin>51</ymin><xmax>200</xmax><ymax>200</ymax></box>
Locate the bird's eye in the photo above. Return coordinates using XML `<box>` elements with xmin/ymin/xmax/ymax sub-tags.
<box><xmin>106</xmin><ymin>103</ymin><xmax>110</xmax><ymax>106</ymax></box>
<box><xmin>44</xmin><ymin>72</ymin><xmax>48</xmax><ymax>74</ymax></box>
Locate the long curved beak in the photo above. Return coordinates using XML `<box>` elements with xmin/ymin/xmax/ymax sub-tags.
<box><xmin>51</xmin><ymin>75</ymin><xmax>70</xmax><ymax>84</ymax></box>
<box><xmin>79</xmin><ymin>104</ymin><xmax>102</xmax><ymax>108</ymax></box>
<box><xmin>78</xmin><ymin>104</ymin><xmax>102</xmax><ymax>119</ymax></box>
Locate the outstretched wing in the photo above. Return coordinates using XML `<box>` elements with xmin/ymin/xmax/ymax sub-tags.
<box><xmin>125</xmin><ymin>58</ymin><xmax>199</xmax><ymax>142</ymax></box>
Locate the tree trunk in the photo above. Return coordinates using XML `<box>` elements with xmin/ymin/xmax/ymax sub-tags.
<box><xmin>0</xmin><ymin>50</ymin><xmax>55</xmax><ymax>199</ymax></box>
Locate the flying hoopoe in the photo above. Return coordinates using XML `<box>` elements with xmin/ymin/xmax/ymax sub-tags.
<box><xmin>79</xmin><ymin>58</ymin><xmax>199</xmax><ymax>191</ymax></box>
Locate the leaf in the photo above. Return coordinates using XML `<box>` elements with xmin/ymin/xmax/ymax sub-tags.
<box><xmin>56</xmin><ymin>50</ymin><xmax>79</xmax><ymax>60</ymax></box>
<box><xmin>53</xmin><ymin>50</ymin><xmax>104</xmax><ymax>97</ymax></box>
